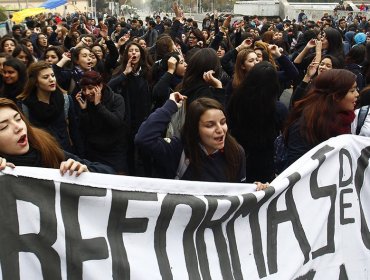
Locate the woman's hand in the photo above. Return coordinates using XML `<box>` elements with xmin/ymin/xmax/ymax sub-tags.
<box><xmin>223</xmin><ymin>15</ymin><xmax>232</xmax><ymax>30</ymax></box>
<box><xmin>76</xmin><ymin>37</ymin><xmax>89</xmax><ymax>48</ymax></box>
<box><xmin>305</xmin><ymin>39</ymin><xmax>316</xmax><ymax>50</ymax></box>
<box><xmin>99</xmin><ymin>28</ymin><xmax>108</xmax><ymax>39</ymax></box>
<box><xmin>214</xmin><ymin>10</ymin><xmax>219</xmax><ymax>19</ymax></box>
<box><xmin>60</xmin><ymin>158</ymin><xmax>89</xmax><ymax>177</ymax></box>
<box><xmin>167</xmin><ymin>57</ymin><xmax>177</xmax><ymax>74</ymax></box>
<box><xmin>269</xmin><ymin>44</ymin><xmax>282</xmax><ymax>58</ymax></box>
<box><xmin>169</xmin><ymin>92</ymin><xmax>187</xmax><ymax>108</ymax></box>
<box><xmin>254</xmin><ymin>181</ymin><xmax>270</xmax><ymax>191</ymax></box>
<box><xmin>0</xmin><ymin>157</ymin><xmax>15</xmax><ymax>171</ymax></box>
<box><xmin>315</xmin><ymin>39</ymin><xmax>322</xmax><ymax>52</ymax></box>
<box><xmin>76</xmin><ymin>92</ymin><xmax>87</xmax><ymax>109</ymax></box>
<box><xmin>304</xmin><ymin>61</ymin><xmax>319</xmax><ymax>80</ymax></box>
<box><xmin>123</xmin><ymin>56</ymin><xmax>134</xmax><ymax>75</ymax></box>
<box><xmin>93</xmin><ymin>86</ymin><xmax>103</xmax><ymax>105</ymax></box>
<box><xmin>172</xmin><ymin>2</ymin><xmax>183</xmax><ymax>19</ymax></box>
<box><xmin>236</xmin><ymin>38</ymin><xmax>253</xmax><ymax>52</ymax></box>
<box><xmin>118</xmin><ymin>33</ymin><xmax>130</xmax><ymax>47</ymax></box>
<box><xmin>61</xmin><ymin>52</ymin><xmax>71</xmax><ymax>62</ymax></box>
<box><xmin>203</xmin><ymin>70</ymin><xmax>222</xmax><ymax>88</ymax></box>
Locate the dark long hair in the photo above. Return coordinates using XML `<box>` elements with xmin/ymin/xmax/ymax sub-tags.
<box><xmin>12</xmin><ymin>44</ymin><xmax>35</xmax><ymax>68</ymax></box>
<box><xmin>181</xmin><ymin>97</ymin><xmax>243</xmax><ymax>182</ymax></box>
<box><xmin>232</xmin><ymin>49</ymin><xmax>255</xmax><ymax>89</ymax></box>
<box><xmin>284</xmin><ymin>69</ymin><xmax>356</xmax><ymax>145</ymax></box>
<box><xmin>345</xmin><ymin>44</ymin><xmax>366</xmax><ymax>65</ymax></box>
<box><xmin>178</xmin><ymin>48</ymin><xmax>220</xmax><ymax>91</ymax></box>
<box><xmin>0</xmin><ymin>98</ymin><xmax>64</xmax><ymax>168</ymax></box>
<box><xmin>1</xmin><ymin>58</ymin><xmax>27</xmax><ymax>100</ymax></box>
<box><xmin>44</xmin><ymin>46</ymin><xmax>63</xmax><ymax>62</ymax></box>
<box><xmin>228</xmin><ymin>61</ymin><xmax>279</xmax><ymax>148</ymax></box>
<box><xmin>17</xmin><ymin>61</ymin><xmax>63</xmax><ymax>101</ymax></box>
<box><xmin>113</xmin><ymin>42</ymin><xmax>150</xmax><ymax>81</ymax></box>
<box><xmin>323</xmin><ymin>28</ymin><xmax>344</xmax><ymax>62</ymax></box>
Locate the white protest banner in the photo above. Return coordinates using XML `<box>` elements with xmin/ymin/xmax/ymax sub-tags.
<box><xmin>0</xmin><ymin>134</ymin><xmax>369</xmax><ymax>279</ymax></box>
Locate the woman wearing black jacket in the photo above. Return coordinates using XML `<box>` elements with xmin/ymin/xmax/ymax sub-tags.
<box><xmin>53</xmin><ymin>46</ymin><xmax>93</xmax><ymax>96</ymax></box>
<box><xmin>151</xmin><ymin>52</ymin><xmax>187</xmax><ymax>110</ymax></box>
<box><xmin>17</xmin><ymin>61</ymin><xmax>83</xmax><ymax>155</ymax></box>
<box><xmin>0</xmin><ymin>58</ymin><xmax>27</xmax><ymax>103</ymax></box>
<box><xmin>135</xmin><ymin>92</ymin><xmax>269</xmax><ymax>190</ymax></box>
<box><xmin>76</xmin><ymin>71</ymin><xmax>128</xmax><ymax>174</ymax></box>
<box><xmin>108</xmin><ymin>42</ymin><xmax>152</xmax><ymax>176</ymax></box>
<box><xmin>228</xmin><ymin>62</ymin><xmax>288</xmax><ymax>183</ymax></box>
<box><xmin>91</xmin><ymin>30</ymin><xmax>120</xmax><ymax>83</ymax></box>
<box><xmin>177</xmin><ymin>48</ymin><xmax>226</xmax><ymax>106</ymax></box>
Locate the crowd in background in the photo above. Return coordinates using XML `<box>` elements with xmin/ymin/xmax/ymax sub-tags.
<box><xmin>0</xmin><ymin>2</ymin><xmax>369</xmax><ymax>184</ymax></box>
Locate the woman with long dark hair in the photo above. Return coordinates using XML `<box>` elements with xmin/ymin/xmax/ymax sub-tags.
<box><xmin>177</xmin><ymin>48</ymin><xmax>225</xmax><ymax>106</ymax></box>
<box><xmin>108</xmin><ymin>42</ymin><xmax>152</xmax><ymax>176</ymax></box>
<box><xmin>0</xmin><ymin>37</ymin><xmax>17</xmax><ymax>56</ymax></box>
<box><xmin>33</xmin><ymin>33</ymin><xmax>49</xmax><ymax>59</ymax></box>
<box><xmin>291</xmin><ymin>54</ymin><xmax>342</xmax><ymax>106</ymax></box>
<box><xmin>17</xmin><ymin>61</ymin><xmax>82</xmax><ymax>155</ymax></box>
<box><xmin>231</xmin><ymin>49</ymin><xmax>259</xmax><ymax>90</ymax></box>
<box><xmin>284</xmin><ymin>69</ymin><xmax>359</xmax><ymax>168</ymax></box>
<box><xmin>228</xmin><ymin>61</ymin><xmax>288</xmax><ymax>183</ymax></box>
<box><xmin>135</xmin><ymin>92</ymin><xmax>269</xmax><ymax>189</ymax></box>
<box><xmin>0</xmin><ymin>58</ymin><xmax>27</xmax><ymax>102</ymax></box>
<box><xmin>0</xmin><ymin>98</ymin><xmax>114</xmax><ymax>174</ymax></box>
<box><xmin>345</xmin><ymin>44</ymin><xmax>366</xmax><ymax>91</ymax></box>
<box><xmin>12</xmin><ymin>44</ymin><xmax>35</xmax><ymax>68</ymax></box>
<box><xmin>44</xmin><ymin>46</ymin><xmax>63</xmax><ymax>66</ymax></box>
<box><xmin>53</xmin><ymin>46</ymin><xmax>93</xmax><ymax>96</ymax></box>
<box><xmin>294</xmin><ymin>28</ymin><xmax>344</xmax><ymax>87</ymax></box>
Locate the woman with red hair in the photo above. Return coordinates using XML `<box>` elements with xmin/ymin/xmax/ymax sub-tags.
<box><xmin>284</xmin><ymin>69</ymin><xmax>359</xmax><ymax>168</ymax></box>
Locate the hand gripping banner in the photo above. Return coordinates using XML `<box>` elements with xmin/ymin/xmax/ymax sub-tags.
<box><xmin>0</xmin><ymin>134</ymin><xmax>369</xmax><ymax>279</ymax></box>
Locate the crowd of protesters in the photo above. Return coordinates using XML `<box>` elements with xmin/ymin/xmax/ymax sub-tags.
<box><xmin>0</xmin><ymin>2</ymin><xmax>369</xmax><ymax>185</ymax></box>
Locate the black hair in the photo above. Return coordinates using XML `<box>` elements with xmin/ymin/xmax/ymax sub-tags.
<box><xmin>12</xmin><ymin>44</ymin><xmax>34</xmax><ymax>67</ymax></box>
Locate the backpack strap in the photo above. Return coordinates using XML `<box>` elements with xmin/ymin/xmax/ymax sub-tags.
<box><xmin>356</xmin><ymin>105</ymin><xmax>370</xmax><ymax>135</ymax></box>
<box><xmin>175</xmin><ymin>150</ymin><xmax>190</xmax><ymax>180</ymax></box>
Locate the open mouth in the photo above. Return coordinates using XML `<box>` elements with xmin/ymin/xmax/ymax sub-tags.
<box><xmin>17</xmin><ymin>134</ymin><xmax>28</xmax><ymax>146</ymax></box>
<box><xmin>215</xmin><ymin>136</ymin><xmax>224</xmax><ymax>143</ymax></box>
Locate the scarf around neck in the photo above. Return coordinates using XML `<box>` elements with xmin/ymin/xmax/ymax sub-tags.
<box><xmin>330</xmin><ymin>110</ymin><xmax>356</xmax><ymax>136</ymax></box>
<box><xmin>4</xmin><ymin>146</ymin><xmax>43</xmax><ymax>168</ymax></box>
<box><xmin>24</xmin><ymin>90</ymin><xmax>64</xmax><ymax>123</ymax></box>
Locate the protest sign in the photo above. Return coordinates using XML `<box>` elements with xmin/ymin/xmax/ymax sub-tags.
<box><xmin>0</xmin><ymin>135</ymin><xmax>369</xmax><ymax>279</ymax></box>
